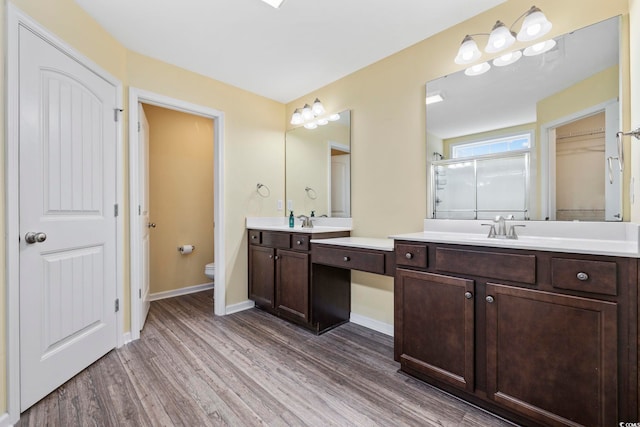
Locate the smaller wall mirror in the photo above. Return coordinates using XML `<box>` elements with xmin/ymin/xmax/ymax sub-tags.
<box><xmin>285</xmin><ymin>110</ymin><xmax>351</xmax><ymax>217</ymax></box>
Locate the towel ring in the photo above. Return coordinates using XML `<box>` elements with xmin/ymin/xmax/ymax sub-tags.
<box><xmin>305</xmin><ymin>186</ymin><xmax>317</xmax><ymax>200</ymax></box>
<box><xmin>256</xmin><ymin>183</ymin><xmax>270</xmax><ymax>198</ymax></box>
<box><xmin>615</xmin><ymin>128</ymin><xmax>640</xmax><ymax>173</ymax></box>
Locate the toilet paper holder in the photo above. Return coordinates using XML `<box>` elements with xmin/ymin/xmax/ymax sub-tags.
<box><xmin>177</xmin><ymin>245</ymin><xmax>196</xmax><ymax>254</ymax></box>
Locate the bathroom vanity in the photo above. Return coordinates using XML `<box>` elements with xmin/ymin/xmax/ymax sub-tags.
<box><xmin>392</xmin><ymin>220</ymin><xmax>639</xmax><ymax>426</ymax></box>
<box><xmin>247</xmin><ymin>218</ymin><xmax>352</xmax><ymax>333</ymax></box>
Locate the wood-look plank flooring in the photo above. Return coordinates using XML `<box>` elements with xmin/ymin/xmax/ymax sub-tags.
<box><xmin>17</xmin><ymin>290</ymin><xmax>512</xmax><ymax>426</ymax></box>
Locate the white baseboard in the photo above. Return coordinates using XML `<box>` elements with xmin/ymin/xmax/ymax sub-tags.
<box><xmin>225</xmin><ymin>299</ymin><xmax>255</xmax><ymax>315</ymax></box>
<box><xmin>149</xmin><ymin>282</ymin><xmax>214</xmax><ymax>301</ymax></box>
<box><xmin>0</xmin><ymin>411</ymin><xmax>14</xmax><ymax>427</ymax></box>
<box><xmin>350</xmin><ymin>312</ymin><xmax>394</xmax><ymax>337</ymax></box>
<box><xmin>121</xmin><ymin>332</ymin><xmax>133</xmax><ymax>345</ymax></box>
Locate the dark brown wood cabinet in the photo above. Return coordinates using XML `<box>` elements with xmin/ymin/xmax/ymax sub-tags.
<box><xmin>395</xmin><ymin>269</ymin><xmax>474</xmax><ymax>392</ymax></box>
<box><xmin>394</xmin><ymin>240</ymin><xmax>638</xmax><ymax>427</ymax></box>
<box><xmin>276</xmin><ymin>249</ymin><xmax>309</xmax><ymax>322</ymax></box>
<box><xmin>485</xmin><ymin>283</ymin><xmax>618</xmax><ymax>426</ymax></box>
<box><xmin>248</xmin><ymin>229</ymin><xmax>349</xmax><ymax>333</ymax></box>
<box><xmin>248</xmin><ymin>245</ymin><xmax>275</xmax><ymax>308</ymax></box>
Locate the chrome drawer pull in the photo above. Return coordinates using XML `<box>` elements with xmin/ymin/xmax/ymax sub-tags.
<box><xmin>251</xmin><ymin>235</ymin><xmax>257</xmax><ymax>239</ymax></box>
<box><xmin>343</xmin><ymin>256</ymin><xmax>350</xmax><ymax>262</ymax></box>
<box><xmin>296</xmin><ymin>240</ymin><xmax>302</xmax><ymax>245</ymax></box>
<box><xmin>464</xmin><ymin>291</ymin><xmax>473</xmax><ymax>299</ymax></box>
<box><xmin>576</xmin><ymin>272</ymin><xmax>589</xmax><ymax>281</ymax></box>
<box><xmin>405</xmin><ymin>252</ymin><xmax>413</xmax><ymax>259</ymax></box>
<box><xmin>486</xmin><ymin>296</ymin><xmax>494</xmax><ymax>303</ymax></box>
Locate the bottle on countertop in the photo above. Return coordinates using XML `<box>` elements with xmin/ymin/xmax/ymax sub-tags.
<box><xmin>289</xmin><ymin>211</ymin><xmax>294</xmax><ymax>228</ymax></box>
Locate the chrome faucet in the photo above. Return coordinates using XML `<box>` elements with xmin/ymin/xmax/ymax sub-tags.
<box><xmin>297</xmin><ymin>215</ymin><xmax>313</xmax><ymax>228</ymax></box>
<box><xmin>482</xmin><ymin>215</ymin><xmax>524</xmax><ymax>239</ymax></box>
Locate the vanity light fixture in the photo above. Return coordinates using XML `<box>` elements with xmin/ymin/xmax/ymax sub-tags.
<box><xmin>290</xmin><ymin>98</ymin><xmax>340</xmax><ymax>129</ymax></box>
<box><xmin>260</xmin><ymin>0</ymin><xmax>285</xmax><ymax>8</ymax></box>
<box><xmin>454</xmin><ymin>5</ymin><xmax>552</xmax><ymax>64</ymax></box>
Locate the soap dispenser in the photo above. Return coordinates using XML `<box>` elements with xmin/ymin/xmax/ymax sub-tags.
<box><xmin>289</xmin><ymin>211</ymin><xmax>294</xmax><ymax>228</ymax></box>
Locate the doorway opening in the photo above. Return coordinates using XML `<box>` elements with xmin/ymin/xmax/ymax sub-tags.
<box><xmin>128</xmin><ymin>88</ymin><xmax>225</xmax><ymax>341</ymax></box>
<box><xmin>540</xmin><ymin>99</ymin><xmax>621</xmax><ymax>221</ymax></box>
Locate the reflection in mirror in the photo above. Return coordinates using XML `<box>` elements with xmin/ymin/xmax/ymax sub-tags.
<box><xmin>426</xmin><ymin>16</ymin><xmax>621</xmax><ymax>221</ymax></box>
<box><xmin>286</xmin><ymin>110</ymin><xmax>351</xmax><ymax>217</ymax></box>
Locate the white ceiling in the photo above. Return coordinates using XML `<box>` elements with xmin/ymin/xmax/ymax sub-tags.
<box><xmin>74</xmin><ymin>0</ymin><xmax>505</xmax><ymax>103</ymax></box>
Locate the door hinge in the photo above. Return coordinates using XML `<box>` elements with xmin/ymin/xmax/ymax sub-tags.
<box><xmin>114</xmin><ymin>108</ymin><xmax>123</xmax><ymax>122</ymax></box>
<box><xmin>138</xmin><ymin>121</ymin><xmax>141</xmax><ymax>132</ymax></box>
<box><xmin>114</xmin><ymin>204</ymin><xmax>119</xmax><ymax>217</ymax></box>
<box><xmin>139</xmin><ymin>289</ymin><xmax>142</xmax><ymax>299</ymax></box>
<box><xmin>139</xmin><ymin>205</ymin><xmax>141</xmax><ymax>215</ymax></box>
<box><xmin>115</xmin><ymin>298</ymin><xmax>120</xmax><ymax>312</ymax></box>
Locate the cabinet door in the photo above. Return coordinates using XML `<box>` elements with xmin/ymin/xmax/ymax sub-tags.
<box><xmin>276</xmin><ymin>249</ymin><xmax>309</xmax><ymax>322</ymax></box>
<box><xmin>249</xmin><ymin>245</ymin><xmax>275</xmax><ymax>309</ymax></box>
<box><xmin>485</xmin><ymin>284</ymin><xmax>617</xmax><ymax>427</ymax></box>
<box><xmin>395</xmin><ymin>269</ymin><xmax>475</xmax><ymax>392</ymax></box>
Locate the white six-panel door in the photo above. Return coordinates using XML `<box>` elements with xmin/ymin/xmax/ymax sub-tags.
<box><xmin>19</xmin><ymin>25</ymin><xmax>118</xmax><ymax>410</ymax></box>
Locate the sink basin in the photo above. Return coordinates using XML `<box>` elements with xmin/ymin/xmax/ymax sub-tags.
<box><xmin>390</xmin><ymin>219</ymin><xmax>640</xmax><ymax>258</ymax></box>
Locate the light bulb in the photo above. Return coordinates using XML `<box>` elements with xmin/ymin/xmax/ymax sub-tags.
<box><xmin>311</xmin><ymin>98</ymin><xmax>325</xmax><ymax>116</ymax></box>
<box><xmin>304</xmin><ymin>122</ymin><xmax>318</xmax><ymax>129</ymax></box>
<box><xmin>301</xmin><ymin>104</ymin><xmax>314</xmax><ymax>121</ymax></box>
<box><xmin>290</xmin><ymin>109</ymin><xmax>303</xmax><ymax>125</ymax></box>
<box><xmin>517</xmin><ymin>6</ymin><xmax>552</xmax><ymax>42</ymax></box>
<box><xmin>454</xmin><ymin>35</ymin><xmax>482</xmax><ymax>64</ymax></box>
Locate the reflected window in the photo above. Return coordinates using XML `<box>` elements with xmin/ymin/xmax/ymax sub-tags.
<box><xmin>451</xmin><ymin>132</ymin><xmax>532</xmax><ymax>158</ymax></box>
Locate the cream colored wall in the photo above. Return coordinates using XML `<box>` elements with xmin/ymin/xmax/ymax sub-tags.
<box><xmin>144</xmin><ymin>104</ymin><xmax>215</xmax><ymax>294</ymax></box>
<box><xmin>286</xmin><ymin>0</ymin><xmax>630</xmax><ymax>327</ymax></box>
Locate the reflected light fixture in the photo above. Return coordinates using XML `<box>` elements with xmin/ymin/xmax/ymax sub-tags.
<box><xmin>464</xmin><ymin>62</ymin><xmax>491</xmax><ymax>76</ymax></box>
<box><xmin>290</xmin><ymin>98</ymin><xmax>340</xmax><ymax>129</ymax></box>
<box><xmin>260</xmin><ymin>0</ymin><xmax>285</xmax><ymax>8</ymax></box>
<box><xmin>493</xmin><ymin>50</ymin><xmax>522</xmax><ymax>67</ymax></box>
<box><xmin>523</xmin><ymin>39</ymin><xmax>556</xmax><ymax>56</ymax></box>
<box><xmin>454</xmin><ymin>5</ymin><xmax>552</xmax><ymax>68</ymax></box>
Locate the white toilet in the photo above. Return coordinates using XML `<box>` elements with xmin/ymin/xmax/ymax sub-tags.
<box><xmin>204</xmin><ymin>262</ymin><xmax>215</xmax><ymax>282</ymax></box>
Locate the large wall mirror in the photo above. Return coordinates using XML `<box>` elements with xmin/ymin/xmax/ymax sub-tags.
<box><xmin>426</xmin><ymin>16</ymin><xmax>622</xmax><ymax>221</ymax></box>
<box><xmin>285</xmin><ymin>110</ymin><xmax>351</xmax><ymax>217</ymax></box>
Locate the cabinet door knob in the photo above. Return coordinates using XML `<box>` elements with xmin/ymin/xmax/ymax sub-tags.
<box><xmin>576</xmin><ymin>272</ymin><xmax>589</xmax><ymax>281</ymax></box>
<box><xmin>405</xmin><ymin>252</ymin><xmax>413</xmax><ymax>259</ymax></box>
<box><xmin>274</xmin><ymin>255</ymin><xmax>279</xmax><ymax>260</ymax></box>
<box><xmin>486</xmin><ymin>295</ymin><xmax>495</xmax><ymax>303</ymax></box>
<box><xmin>343</xmin><ymin>256</ymin><xmax>350</xmax><ymax>262</ymax></box>
<box><xmin>464</xmin><ymin>291</ymin><xmax>473</xmax><ymax>299</ymax></box>
<box><xmin>296</xmin><ymin>240</ymin><xmax>303</xmax><ymax>245</ymax></box>
<box><xmin>251</xmin><ymin>235</ymin><xmax>257</xmax><ymax>240</ymax></box>
<box><xmin>269</xmin><ymin>255</ymin><xmax>273</xmax><ymax>259</ymax></box>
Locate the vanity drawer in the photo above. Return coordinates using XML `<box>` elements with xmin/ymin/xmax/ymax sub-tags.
<box><xmin>313</xmin><ymin>245</ymin><xmax>386</xmax><ymax>274</ymax></box>
<box><xmin>396</xmin><ymin>243</ymin><xmax>428</xmax><ymax>268</ymax></box>
<box><xmin>291</xmin><ymin>234</ymin><xmax>311</xmax><ymax>251</ymax></box>
<box><xmin>551</xmin><ymin>258</ymin><xmax>617</xmax><ymax>296</ymax></box>
<box><xmin>435</xmin><ymin>247</ymin><xmax>536</xmax><ymax>284</ymax></box>
<box><xmin>248</xmin><ymin>230</ymin><xmax>262</xmax><ymax>245</ymax></box>
<box><xmin>262</xmin><ymin>231</ymin><xmax>291</xmax><ymax>249</ymax></box>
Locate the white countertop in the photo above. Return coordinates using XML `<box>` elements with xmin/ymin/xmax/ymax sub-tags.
<box><xmin>390</xmin><ymin>219</ymin><xmax>640</xmax><ymax>258</ymax></box>
<box><xmin>246</xmin><ymin>216</ymin><xmax>352</xmax><ymax>234</ymax></box>
<box><xmin>310</xmin><ymin>237</ymin><xmax>395</xmax><ymax>252</ymax></box>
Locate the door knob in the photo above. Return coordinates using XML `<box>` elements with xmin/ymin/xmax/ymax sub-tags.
<box><xmin>25</xmin><ymin>232</ymin><xmax>47</xmax><ymax>244</ymax></box>
<box><xmin>147</xmin><ymin>223</ymin><xmax>156</xmax><ymax>228</ymax></box>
